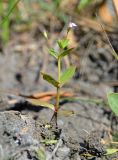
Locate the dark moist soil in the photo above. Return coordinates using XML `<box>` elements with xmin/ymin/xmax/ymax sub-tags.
<box><xmin>0</xmin><ymin>22</ymin><xmax>118</xmax><ymax>160</ymax></box>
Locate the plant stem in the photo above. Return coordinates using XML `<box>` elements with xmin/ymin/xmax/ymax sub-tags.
<box><xmin>55</xmin><ymin>57</ymin><xmax>61</xmax><ymax>111</ymax></box>
<box><xmin>51</xmin><ymin>57</ymin><xmax>61</xmax><ymax>126</ymax></box>
<box><xmin>58</xmin><ymin>57</ymin><xmax>61</xmax><ymax>82</ymax></box>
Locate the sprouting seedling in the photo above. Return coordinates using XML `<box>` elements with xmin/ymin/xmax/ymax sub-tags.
<box><xmin>42</xmin><ymin>23</ymin><xmax>76</xmax><ymax>124</ymax></box>
<box><xmin>27</xmin><ymin>22</ymin><xmax>77</xmax><ymax>125</ymax></box>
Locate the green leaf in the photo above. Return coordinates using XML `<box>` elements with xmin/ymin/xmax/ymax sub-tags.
<box><xmin>49</xmin><ymin>48</ymin><xmax>58</xmax><ymax>59</ymax></box>
<box><xmin>107</xmin><ymin>93</ymin><xmax>118</xmax><ymax>116</ymax></box>
<box><xmin>41</xmin><ymin>72</ymin><xmax>59</xmax><ymax>87</ymax></box>
<box><xmin>60</xmin><ymin>66</ymin><xmax>76</xmax><ymax>85</ymax></box>
<box><xmin>26</xmin><ymin>98</ymin><xmax>55</xmax><ymax>110</ymax></box>
<box><xmin>105</xmin><ymin>148</ymin><xmax>118</xmax><ymax>155</ymax></box>
<box><xmin>57</xmin><ymin>39</ymin><xmax>69</xmax><ymax>49</ymax></box>
<box><xmin>59</xmin><ymin>48</ymin><xmax>73</xmax><ymax>59</ymax></box>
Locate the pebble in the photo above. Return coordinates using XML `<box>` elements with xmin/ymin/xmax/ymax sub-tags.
<box><xmin>56</xmin><ymin>146</ymin><xmax>70</xmax><ymax>159</ymax></box>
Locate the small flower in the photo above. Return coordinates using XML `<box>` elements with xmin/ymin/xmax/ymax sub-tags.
<box><xmin>68</xmin><ymin>22</ymin><xmax>77</xmax><ymax>28</ymax></box>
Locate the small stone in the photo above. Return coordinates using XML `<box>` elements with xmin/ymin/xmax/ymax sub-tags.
<box><xmin>56</xmin><ymin>146</ymin><xmax>70</xmax><ymax>159</ymax></box>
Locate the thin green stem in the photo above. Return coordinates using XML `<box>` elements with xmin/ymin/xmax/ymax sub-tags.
<box><xmin>58</xmin><ymin>57</ymin><xmax>61</xmax><ymax>82</ymax></box>
<box><xmin>55</xmin><ymin>57</ymin><xmax>61</xmax><ymax>111</ymax></box>
<box><xmin>56</xmin><ymin>87</ymin><xmax>59</xmax><ymax>110</ymax></box>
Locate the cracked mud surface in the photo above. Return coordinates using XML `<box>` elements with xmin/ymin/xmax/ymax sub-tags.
<box><xmin>0</xmin><ymin>99</ymin><xmax>117</xmax><ymax>160</ymax></box>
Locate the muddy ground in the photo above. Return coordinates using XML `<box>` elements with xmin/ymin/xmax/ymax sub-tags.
<box><xmin>0</xmin><ymin>14</ymin><xmax>118</xmax><ymax>160</ymax></box>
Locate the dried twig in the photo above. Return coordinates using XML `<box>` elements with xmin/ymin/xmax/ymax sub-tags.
<box><xmin>96</xmin><ymin>13</ymin><xmax>118</xmax><ymax>61</ymax></box>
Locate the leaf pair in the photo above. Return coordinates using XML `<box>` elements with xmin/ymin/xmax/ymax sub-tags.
<box><xmin>49</xmin><ymin>48</ymin><xmax>73</xmax><ymax>59</ymax></box>
<box><xmin>41</xmin><ymin>66</ymin><xmax>76</xmax><ymax>87</ymax></box>
<box><xmin>57</xmin><ymin>39</ymin><xmax>69</xmax><ymax>49</ymax></box>
<box><xmin>26</xmin><ymin>98</ymin><xmax>75</xmax><ymax>117</ymax></box>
